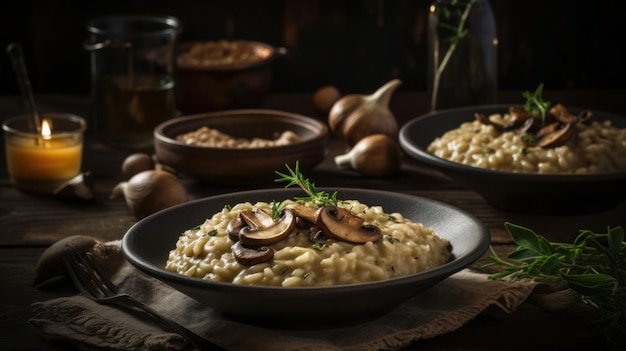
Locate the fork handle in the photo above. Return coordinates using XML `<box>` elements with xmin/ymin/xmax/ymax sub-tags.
<box><xmin>114</xmin><ymin>294</ymin><xmax>210</xmax><ymax>350</ymax></box>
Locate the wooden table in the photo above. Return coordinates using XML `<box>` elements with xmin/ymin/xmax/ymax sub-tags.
<box><xmin>1</xmin><ymin>91</ymin><xmax>624</xmax><ymax>350</ymax></box>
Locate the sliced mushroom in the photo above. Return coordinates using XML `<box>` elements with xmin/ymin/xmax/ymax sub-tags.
<box><xmin>474</xmin><ymin>112</ymin><xmax>503</xmax><ymax>131</ymax></box>
<box><xmin>513</xmin><ymin>116</ymin><xmax>543</xmax><ymax>135</ymax></box>
<box><xmin>227</xmin><ymin>209</ymin><xmax>280</xmax><ymax>242</ymax></box>
<box><xmin>232</xmin><ymin>241</ymin><xmax>274</xmax><ymax>266</ymax></box>
<box><xmin>534</xmin><ymin>122</ymin><xmax>560</xmax><ymax>138</ymax></box>
<box><xmin>534</xmin><ymin>123</ymin><xmax>576</xmax><ymax>148</ymax></box>
<box><xmin>578</xmin><ymin>110</ymin><xmax>595</xmax><ymax>124</ymax></box>
<box><xmin>508</xmin><ymin>105</ymin><xmax>537</xmax><ymax>123</ymax></box>
<box><xmin>288</xmin><ymin>203</ymin><xmax>318</xmax><ymax>224</ymax></box>
<box><xmin>239</xmin><ymin>209</ymin><xmax>275</xmax><ymax>228</ymax></box>
<box><xmin>504</xmin><ymin>106</ymin><xmax>537</xmax><ymax>130</ymax></box>
<box><xmin>309</xmin><ymin>226</ymin><xmax>328</xmax><ymax>244</ymax></box>
<box><xmin>315</xmin><ymin>206</ymin><xmax>382</xmax><ymax>244</ymax></box>
<box><xmin>549</xmin><ymin>104</ymin><xmax>578</xmax><ymax>124</ymax></box>
<box><xmin>226</xmin><ymin>216</ymin><xmax>246</xmax><ymax>241</ymax></box>
<box><xmin>331</xmin><ymin>207</ymin><xmax>365</xmax><ymax>228</ymax></box>
<box><xmin>238</xmin><ymin>209</ymin><xmax>296</xmax><ymax>246</ymax></box>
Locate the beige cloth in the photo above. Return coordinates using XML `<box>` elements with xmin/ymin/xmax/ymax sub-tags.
<box><xmin>29</xmin><ymin>241</ymin><xmax>536</xmax><ymax>351</ymax></box>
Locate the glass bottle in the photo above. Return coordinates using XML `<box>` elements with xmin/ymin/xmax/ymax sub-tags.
<box><xmin>427</xmin><ymin>0</ymin><xmax>498</xmax><ymax>111</ymax></box>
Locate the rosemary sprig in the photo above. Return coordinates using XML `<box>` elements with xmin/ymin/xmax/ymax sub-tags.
<box><xmin>275</xmin><ymin>161</ymin><xmax>338</xmax><ymax>208</ymax></box>
<box><xmin>522</xmin><ymin>83</ymin><xmax>551</xmax><ymax>125</ymax></box>
<box><xmin>270</xmin><ymin>200</ymin><xmax>287</xmax><ymax>220</ymax></box>
<box><xmin>486</xmin><ymin>222</ymin><xmax>625</xmax><ymax>347</ymax></box>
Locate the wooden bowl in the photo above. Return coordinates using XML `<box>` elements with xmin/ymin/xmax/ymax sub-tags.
<box><xmin>176</xmin><ymin>40</ymin><xmax>282</xmax><ymax>114</ymax></box>
<box><xmin>154</xmin><ymin>109</ymin><xmax>329</xmax><ymax>184</ymax></box>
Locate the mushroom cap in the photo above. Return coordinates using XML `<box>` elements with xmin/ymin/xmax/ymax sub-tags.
<box><xmin>534</xmin><ymin>122</ymin><xmax>576</xmax><ymax>148</ymax></box>
<box><xmin>239</xmin><ymin>209</ymin><xmax>275</xmax><ymax>229</ymax></box>
<box><xmin>232</xmin><ymin>241</ymin><xmax>274</xmax><ymax>266</ymax></box>
<box><xmin>315</xmin><ymin>206</ymin><xmax>382</xmax><ymax>244</ymax></box>
<box><xmin>227</xmin><ymin>215</ymin><xmax>246</xmax><ymax>241</ymax></box>
<box><xmin>549</xmin><ymin>103</ymin><xmax>579</xmax><ymax>124</ymax></box>
<box><xmin>238</xmin><ymin>209</ymin><xmax>297</xmax><ymax>246</ymax></box>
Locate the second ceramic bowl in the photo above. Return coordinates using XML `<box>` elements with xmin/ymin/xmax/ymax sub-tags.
<box><xmin>154</xmin><ymin>109</ymin><xmax>329</xmax><ymax>184</ymax></box>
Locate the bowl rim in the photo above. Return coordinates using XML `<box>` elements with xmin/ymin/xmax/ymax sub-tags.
<box><xmin>122</xmin><ymin>187</ymin><xmax>491</xmax><ymax>294</ymax></box>
<box><xmin>177</xmin><ymin>40</ymin><xmax>279</xmax><ymax>71</ymax></box>
<box><xmin>154</xmin><ymin>108</ymin><xmax>329</xmax><ymax>152</ymax></box>
<box><xmin>399</xmin><ymin>104</ymin><xmax>626</xmax><ymax>181</ymax></box>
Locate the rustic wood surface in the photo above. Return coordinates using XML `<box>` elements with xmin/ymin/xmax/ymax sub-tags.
<box><xmin>1</xmin><ymin>91</ymin><xmax>624</xmax><ymax>350</ymax></box>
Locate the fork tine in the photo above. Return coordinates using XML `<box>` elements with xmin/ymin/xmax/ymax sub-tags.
<box><xmin>64</xmin><ymin>252</ymin><xmax>91</xmax><ymax>296</ymax></box>
<box><xmin>64</xmin><ymin>251</ymin><xmax>107</xmax><ymax>298</ymax></box>
<box><xmin>76</xmin><ymin>251</ymin><xmax>118</xmax><ymax>296</ymax></box>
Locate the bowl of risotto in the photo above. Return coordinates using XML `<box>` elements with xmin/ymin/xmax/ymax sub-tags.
<box><xmin>154</xmin><ymin>109</ymin><xmax>329</xmax><ymax>184</ymax></box>
<box><xmin>399</xmin><ymin>104</ymin><xmax>626</xmax><ymax>213</ymax></box>
<box><xmin>122</xmin><ymin>187</ymin><xmax>489</xmax><ymax>326</ymax></box>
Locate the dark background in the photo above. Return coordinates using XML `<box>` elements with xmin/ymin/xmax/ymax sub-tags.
<box><xmin>0</xmin><ymin>0</ymin><xmax>624</xmax><ymax>96</ymax></box>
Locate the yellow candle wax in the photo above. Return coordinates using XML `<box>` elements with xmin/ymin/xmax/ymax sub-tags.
<box><xmin>7</xmin><ymin>138</ymin><xmax>82</xmax><ymax>180</ymax></box>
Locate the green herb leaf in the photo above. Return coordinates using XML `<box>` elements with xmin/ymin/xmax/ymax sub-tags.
<box><xmin>271</xmin><ymin>200</ymin><xmax>287</xmax><ymax>220</ymax></box>
<box><xmin>487</xmin><ymin>223</ymin><xmax>626</xmax><ymax>347</ymax></box>
<box><xmin>275</xmin><ymin>161</ymin><xmax>338</xmax><ymax>207</ymax></box>
<box><xmin>312</xmin><ymin>243</ymin><xmax>327</xmax><ymax>251</ymax></box>
<box><xmin>608</xmin><ymin>226</ymin><xmax>624</xmax><ymax>257</ymax></box>
<box><xmin>505</xmin><ymin>222</ymin><xmax>553</xmax><ymax>257</ymax></box>
<box><xmin>522</xmin><ymin>83</ymin><xmax>551</xmax><ymax>125</ymax></box>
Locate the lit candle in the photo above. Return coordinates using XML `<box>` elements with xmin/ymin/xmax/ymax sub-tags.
<box><xmin>3</xmin><ymin>113</ymin><xmax>86</xmax><ymax>194</ymax></box>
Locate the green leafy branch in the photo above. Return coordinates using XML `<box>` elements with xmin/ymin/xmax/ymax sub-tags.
<box><xmin>430</xmin><ymin>0</ymin><xmax>476</xmax><ymax>110</ymax></box>
<box><xmin>522</xmin><ymin>83</ymin><xmax>552</xmax><ymax>125</ymax></box>
<box><xmin>275</xmin><ymin>161</ymin><xmax>338</xmax><ymax>208</ymax></box>
<box><xmin>487</xmin><ymin>222</ymin><xmax>625</xmax><ymax>347</ymax></box>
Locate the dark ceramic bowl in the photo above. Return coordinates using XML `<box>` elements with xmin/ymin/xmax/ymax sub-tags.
<box><xmin>176</xmin><ymin>40</ymin><xmax>283</xmax><ymax>114</ymax></box>
<box><xmin>154</xmin><ymin>109</ymin><xmax>329</xmax><ymax>184</ymax></box>
<box><xmin>399</xmin><ymin>104</ymin><xmax>626</xmax><ymax>214</ymax></box>
<box><xmin>122</xmin><ymin>188</ymin><xmax>490</xmax><ymax>327</ymax></box>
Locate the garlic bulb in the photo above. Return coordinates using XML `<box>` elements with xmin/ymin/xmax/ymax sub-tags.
<box><xmin>111</xmin><ymin>170</ymin><xmax>189</xmax><ymax>220</ymax></box>
<box><xmin>121</xmin><ymin>153</ymin><xmax>155</xmax><ymax>179</ymax></box>
<box><xmin>328</xmin><ymin>79</ymin><xmax>401</xmax><ymax>146</ymax></box>
<box><xmin>334</xmin><ymin>134</ymin><xmax>403</xmax><ymax>177</ymax></box>
<box><xmin>313</xmin><ymin>85</ymin><xmax>341</xmax><ymax>114</ymax></box>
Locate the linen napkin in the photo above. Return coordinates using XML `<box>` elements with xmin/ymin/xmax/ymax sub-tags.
<box><xmin>29</xmin><ymin>241</ymin><xmax>536</xmax><ymax>351</ymax></box>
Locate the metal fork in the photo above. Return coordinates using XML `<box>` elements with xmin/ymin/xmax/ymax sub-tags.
<box><xmin>63</xmin><ymin>250</ymin><xmax>211</xmax><ymax>350</ymax></box>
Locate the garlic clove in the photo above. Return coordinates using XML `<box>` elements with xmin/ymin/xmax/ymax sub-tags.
<box><xmin>111</xmin><ymin>170</ymin><xmax>189</xmax><ymax>220</ymax></box>
<box><xmin>328</xmin><ymin>79</ymin><xmax>401</xmax><ymax>146</ymax></box>
<box><xmin>334</xmin><ymin>134</ymin><xmax>403</xmax><ymax>178</ymax></box>
<box><xmin>121</xmin><ymin>152</ymin><xmax>155</xmax><ymax>179</ymax></box>
<box><xmin>313</xmin><ymin>85</ymin><xmax>341</xmax><ymax>114</ymax></box>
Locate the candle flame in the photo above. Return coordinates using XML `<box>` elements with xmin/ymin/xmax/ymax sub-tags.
<box><xmin>41</xmin><ymin>119</ymin><xmax>52</xmax><ymax>140</ymax></box>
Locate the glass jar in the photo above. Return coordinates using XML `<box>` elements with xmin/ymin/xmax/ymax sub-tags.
<box><xmin>85</xmin><ymin>15</ymin><xmax>181</xmax><ymax>150</ymax></box>
<box><xmin>427</xmin><ymin>0</ymin><xmax>498</xmax><ymax>111</ymax></box>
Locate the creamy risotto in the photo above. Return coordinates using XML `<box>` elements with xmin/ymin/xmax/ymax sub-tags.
<box><xmin>166</xmin><ymin>200</ymin><xmax>451</xmax><ymax>287</ymax></box>
<box><xmin>428</xmin><ymin>112</ymin><xmax>626</xmax><ymax>174</ymax></box>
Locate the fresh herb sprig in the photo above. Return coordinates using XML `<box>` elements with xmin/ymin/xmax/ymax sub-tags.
<box><xmin>275</xmin><ymin>161</ymin><xmax>338</xmax><ymax>208</ymax></box>
<box><xmin>487</xmin><ymin>222</ymin><xmax>625</xmax><ymax>347</ymax></box>
<box><xmin>270</xmin><ymin>200</ymin><xmax>287</xmax><ymax>220</ymax></box>
<box><xmin>430</xmin><ymin>0</ymin><xmax>476</xmax><ymax>110</ymax></box>
<box><xmin>522</xmin><ymin>83</ymin><xmax>551</xmax><ymax>125</ymax></box>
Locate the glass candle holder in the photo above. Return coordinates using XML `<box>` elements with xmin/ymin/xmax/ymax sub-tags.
<box><xmin>2</xmin><ymin>113</ymin><xmax>87</xmax><ymax>194</ymax></box>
